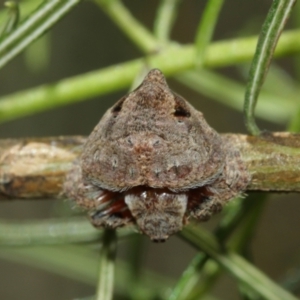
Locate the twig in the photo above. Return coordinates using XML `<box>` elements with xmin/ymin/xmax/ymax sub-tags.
<box><xmin>0</xmin><ymin>136</ymin><xmax>85</xmax><ymax>199</ymax></box>
<box><xmin>1</xmin><ymin>132</ymin><xmax>300</xmax><ymax>200</ymax></box>
<box><xmin>0</xmin><ymin>132</ymin><xmax>300</xmax><ymax>200</ymax></box>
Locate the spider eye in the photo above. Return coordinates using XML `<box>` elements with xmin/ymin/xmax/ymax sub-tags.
<box><xmin>173</xmin><ymin>93</ymin><xmax>191</xmax><ymax>120</ymax></box>
<box><xmin>112</xmin><ymin>97</ymin><xmax>126</xmax><ymax>117</ymax></box>
<box><xmin>174</xmin><ymin>106</ymin><xmax>190</xmax><ymax>118</ymax></box>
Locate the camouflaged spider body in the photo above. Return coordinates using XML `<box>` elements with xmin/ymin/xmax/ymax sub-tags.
<box><xmin>64</xmin><ymin>69</ymin><xmax>250</xmax><ymax>242</ymax></box>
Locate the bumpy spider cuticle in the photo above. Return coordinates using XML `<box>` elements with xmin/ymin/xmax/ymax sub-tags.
<box><xmin>64</xmin><ymin>69</ymin><xmax>250</xmax><ymax>241</ymax></box>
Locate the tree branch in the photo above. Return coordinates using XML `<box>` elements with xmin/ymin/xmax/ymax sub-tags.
<box><xmin>0</xmin><ymin>133</ymin><xmax>299</xmax><ymax>200</ymax></box>
<box><xmin>0</xmin><ymin>136</ymin><xmax>85</xmax><ymax>200</ymax></box>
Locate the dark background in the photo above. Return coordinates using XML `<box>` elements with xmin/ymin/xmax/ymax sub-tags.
<box><xmin>0</xmin><ymin>1</ymin><xmax>299</xmax><ymax>299</ymax></box>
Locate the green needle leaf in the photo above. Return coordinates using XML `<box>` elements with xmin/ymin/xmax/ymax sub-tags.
<box><xmin>1</xmin><ymin>1</ymin><xmax>20</xmax><ymax>37</ymax></box>
<box><xmin>0</xmin><ymin>0</ymin><xmax>82</xmax><ymax>70</ymax></box>
<box><xmin>244</xmin><ymin>0</ymin><xmax>297</xmax><ymax>135</ymax></box>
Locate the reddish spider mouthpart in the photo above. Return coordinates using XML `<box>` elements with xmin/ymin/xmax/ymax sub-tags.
<box><xmin>64</xmin><ymin>69</ymin><xmax>250</xmax><ymax>242</ymax></box>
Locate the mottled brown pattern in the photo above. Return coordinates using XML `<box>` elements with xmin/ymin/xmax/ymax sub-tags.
<box><xmin>64</xmin><ymin>69</ymin><xmax>250</xmax><ymax>241</ymax></box>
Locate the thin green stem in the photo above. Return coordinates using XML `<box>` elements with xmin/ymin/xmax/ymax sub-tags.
<box><xmin>176</xmin><ymin>69</ymin><xmax>296</xmax><ymax>124</ymax></box>
<box><xmin>0</xmin><ymin>0</ymin><xmax>82</xmax><ymax>70</ymax></box>
<box><xmin>0</xmin><ymin>1</ymin><xmax>19</xmax><ymax>37</ymax></box>
<box><xmin>194</xmin><ymin>0</ymin><xmax>224</xmax><ymax>67</ymax></box>
<box><xmin>0</xmin><ymin>1</ymin><xmax>40</xmax><ymax>24</ymax></box>
<box><xmin>127</xmin><ymin>235</ymin><xmax>146</xmax><ymax>300</ymax></box>
<box><xmin>96</xmin><ymin>229</ymin><xmax>117</xmax><ymax>300</ymax></box>
<box><xmin>94</xmin><ymin>0</ymin><xmax>159</xmax><ymax>53</ymax></box>
<box><xmin>154</xmin><ymin>0</ymin><xmax>182</xmax><ymax>43</ymax></box>
<box><xmin>1</xmin><ymin>29</ymin><xmax>300</xmax><ymax>123</ymax></box>
<box><xmin>170</xmin><ymin>195</ymin><xmax>266</xmax><ymax>300</ymax></box>
<box><xmin>168</xmin><ymin>253</ymin><xmax>212</xmax><ymax>300</ymax></box>
<box><xmin>0</xmin><ymin>217</ymin><xmax>134</xmax><ymax>246</ymax></box>
<box><xmin>229</xmin><ymin>195</ymin><xmax>267</xmax><ymax>253</ymax></box>
<box><xmin>0</xmin><ymin>245</ymin><xmax>102</xmax><ymax>286</ymax></box>
<box><xmin>216</xmin><ymin>194</ymin><xmax>267</xmax><ymax>245</ymax></box>
<box><xmin>0</xmin><ymin>244</ymin><xmax>173</xmax><ymax>298</ymax></box>
<box><xmin>180</xmin><ymin>225</ymin><xmax>298</xmax><ymax>300</ymax></box>
<box><xmin>227</xmin><ymin>195</ymin><xmax>268</xmax><ymax>299</ymax></box>
<box><xmin>244</xmin><ymin>0</ymin><xmax>296</xmax><ymax>135</ymax></box>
